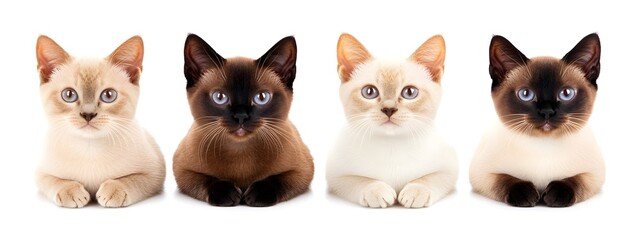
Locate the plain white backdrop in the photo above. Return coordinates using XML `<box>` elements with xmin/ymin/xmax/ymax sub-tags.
<box><xmin>1</xmin><ymin>0</ymin><xmax>638</xmax><ymax>239</ymax></box>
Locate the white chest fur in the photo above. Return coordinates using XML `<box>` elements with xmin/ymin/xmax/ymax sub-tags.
<box><xmin>471</xmin><ymin>123</ymin><xmax>605</xmax><ymax>189</ymax></box>
<box><xmin>38</xmin><ymin>126</ymin><xmax>159</xmax><ymax>194</ymax></box>
<box><xmin>327</xmin><ymin>127</ymin><xmax>457</xmax><ymax>192</ymax></box>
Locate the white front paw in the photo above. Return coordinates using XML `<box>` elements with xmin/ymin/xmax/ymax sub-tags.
<box><xmin>55</xmin><ymin>182</ymin><xmax>90</xmax><ymax>208</ymax></box>
<box><xmin>97</xmin><ymin>180</ymin><xmax>130</xmax><ymax>208</ymax></box>
<box><xmin>398</xmin><ymin>183</ymin><xmax>432</xmax><ymax>208</ymax></box>
<box><xmin>359</xmin><ymin>181</ymin><xmax>396</xmax><ymax>208</ymax></box>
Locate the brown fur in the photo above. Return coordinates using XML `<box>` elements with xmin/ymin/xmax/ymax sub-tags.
<box><xmin>491</xmin><ymin>57</ymin><xmax>597</xmax><ymax>137</ymax></box>
<box><xmin>173</xmin><ymin>34</ymin><xmax>313</xmax><ymax>206</ymax></box>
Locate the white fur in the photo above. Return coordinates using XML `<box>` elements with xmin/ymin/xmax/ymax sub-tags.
<box><xmin>470</xmin><ymin>122</ymin><xmax>605</xmax><ymax>198</ymax></box>
<box><xmin>327</xmin><ymin>59</ymin><xmax>458</xmax><ymax>208</ymax></box>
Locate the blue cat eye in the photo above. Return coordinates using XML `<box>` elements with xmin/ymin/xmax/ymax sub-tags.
<box><xmin>517</xmin><ymin>88</ymin><xmax>535</xmax><ymax>102</ymax></box>
<box><xmin>401</xmin><ymin>86</ymin><xmax>419</xmax><ymax>100</ymax></box>
<box><xmin>558</xmin><ymin>87</ymin><xmax>576</xmax><ymax>101</ymax></box>
<box><xmin>61</xmin><ymin>88</ymin><xmax>78</xmax><ymax>103</ymax></box>
<box><xmin>211</xmin><ymin>91</ymin><xmax>229</xmax><ymax>105</ymax></box>
<box><xmin>100</xmin><ymin>89</ymin><xmax>117</xmax><ymax>103</ymax></box>
<box><xmin>361</xmin><ymin>85</ymin><xmax>379</xmax><ymax>99</ymax></box>
<box><xmin>253</xmin><ymin>92</ymin><xmax>271</xmax><ymax>105</ymax></box>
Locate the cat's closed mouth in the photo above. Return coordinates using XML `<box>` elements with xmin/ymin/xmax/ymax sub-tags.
<box><xmin>233</xmin><ymin>127</ymin><xmax>248</xmax><ymax>137</ymax></box>
<box><xmin>80</xmin><ymin>124</ymin><xmax>98</xmax><ymax>130</ymax></box>
<box><xmin>381</xmin><ymin>120</ymin><xmax>400</xmax><ymax>127</ymax></box>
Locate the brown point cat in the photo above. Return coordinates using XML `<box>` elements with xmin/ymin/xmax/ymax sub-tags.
<box><xmin>173</xmin><ymin>34</ymin><xmax>314</xmax><ymax>207</ymax></box>
<box><xmin>470</xmin><ymin>33</ymin><xmax>605</xmax><ymax>207</ymax></box>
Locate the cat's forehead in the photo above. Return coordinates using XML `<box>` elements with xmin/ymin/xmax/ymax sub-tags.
<box><xmin>506</xmin><ymin>57</ymin><xmax>586</xmax><ymax>88</ymax></box>
<box><xmin>199</xmin><ymin>57</ymin><xmax>282</xmax><ymax>90</ymax></box>
<box><xmin>351</xmin><ymin>60</ymin><xmax>431</xmax><ymax>88</ymax></box>
<box><xmin>52</xmin><ymin>59</ymin><xmax>128</xmax><ymax>87</ymax></box>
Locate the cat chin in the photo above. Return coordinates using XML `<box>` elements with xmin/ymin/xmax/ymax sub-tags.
<box><xmin>227</xmin><ymin>128</ymin><xmax>255</xmax><ymax>141</ymax></box>
<box><xmin>373</xmin><ymin>124</ymin><xmax>408</xmax><ymax>136</ymax></box>
<box><xmin>72</xmin><ymin>129</ymin><xmax>109</xmax><ymax>139</ymax></box>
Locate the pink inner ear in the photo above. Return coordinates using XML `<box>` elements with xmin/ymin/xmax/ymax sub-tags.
<box><xmin>410</xmin><ymin>35</ymin><xmax>446</xmax><ymax>82</ymax></box>
<box><xmin>36</xmin><ymin>36</ymin><xmax>70</xmax><ymax>84</ymax></box>
<box><xmin>337</xmin><ymin>34</ymin><xmax>371</xmax><ymax>82</ymax></box>
<box><xmin>109</xmin><ymin>36</ymin><xmax>144</xmax><ymax>84</ymax></box>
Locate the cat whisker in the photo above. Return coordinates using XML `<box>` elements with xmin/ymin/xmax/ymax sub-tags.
<box><xmin>197</xmin><ymin>123</ymin><xmax>226</xmax><ymax>165</ymax></box>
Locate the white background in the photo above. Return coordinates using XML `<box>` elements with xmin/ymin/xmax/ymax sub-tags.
<box><xmin>1</xmin><ymin>0</ymin><xmax>638</xmax><ymax>239</ymax></box>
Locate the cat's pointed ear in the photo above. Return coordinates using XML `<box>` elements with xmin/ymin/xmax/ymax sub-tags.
<box><xmin>257</xmin><ymin>36</ymin><xmax>297</xmax><ymax>90</ymax></box>
<box><xmin>337</xmin><ymin>33</ymin><xmax>371</xmax><ymax>82</ymax></box>
<box><xmin>489</xmin><ymin>35</ymin><xmax>529</xmax><ymax>89</ymax></box>
<box><xmin>410</xmin><ymin>35</ymin><xmax>446</xmax><ymax>82</ymax></box>
<box><xmin>36</xmin><ymin>35</ymin><xmax>70</xmax><ymax>84</ymax></box>
<box><xmin>562</xmin><ymin>33</ymin><xmax>601</xmax><ymax>88</ymax></box>
<box><xmin>108</xmin><ymin>36</ymin><xmax>144</xmax><ymax>85</ymax></box>
<box><xmin>184</xmin><ymin>34</ymin><xmax>225</xmax><ymax>89</ymax></box>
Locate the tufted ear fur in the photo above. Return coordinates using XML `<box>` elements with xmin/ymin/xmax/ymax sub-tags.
<box><xmin>256</xmin><ymin>36</ymin><xmax>297</xmax><ymax>90</ymax></box>
<box><xmin>337</xmin><ymin>33</ymin><xmax>372</xmax><ymax>83</ymax></box>
<box><xmin>108</xmin><ymin>36</ymin><xmax>144</xmax><ymax>85</ymax></box>
<box><xmin>36</xmin><ymin>35</ymin><xmax>70</xmax><ymax>84</ymax></box>
<box><xmin>183</xmin><ymin>33</ymin><xmax>226</xmax><ymax>88</ymax></box>
<box><xmin>489</xmin><ymin>35</ymin><xmax>529</xmax><ymax>89</ymax></box>
<box><xmin>410</xmin><ymin>35</ymin><xmax>446</xmax><ymax>82</ymax></box>
<box><xmin>562</xmin><ymin>33</ymin><xmax>601</xmax><ymax>88</ymax></box>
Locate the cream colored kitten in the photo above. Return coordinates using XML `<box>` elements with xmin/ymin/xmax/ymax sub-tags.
<box><xmin>326</xmin><ymin>33</ymin><xmax>458</xmax><ymax>208</ymax></box>
<box><xmin>35</xmin><ymin>35</ymin><xmax>165</xmax><ymax>208</ymax></box>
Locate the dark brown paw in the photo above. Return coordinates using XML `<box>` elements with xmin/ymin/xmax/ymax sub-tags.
<box><xmin>207</xmin><ymin>180</ymin><xmax>242</xmax><ymax>207</ymax></box>
<box><xmin>243</xmin><ymin>177</ymin><xmax>282</xmax><ymax>207</ymax></box>
<box><xmin>542</xmin><ymin>180</ymin><xmax>576</xmax><ymax>207</ymax></box>
<box><xmin>506</xmin><ymin>181</ymin><xmax>539</xmax><ymax>207</ymax></box>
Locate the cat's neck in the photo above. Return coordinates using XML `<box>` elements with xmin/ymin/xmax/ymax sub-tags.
<box><xmin>344</xmin><ymin>123</ymin><xmax>436</xmax><ymax>144</ymax></box>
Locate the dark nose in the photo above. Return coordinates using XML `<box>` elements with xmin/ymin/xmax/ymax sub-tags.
<box><xmin>233</xmin><ymin>112</ymin><xmax>249</xmax><ymax>124</ymax></box>
<box><xmin>80</xmin><ymin>112</ymin><xmax>97</xmax><ymax>122</ymax></box>
<box><xmin>381</xmin><ymin>108</ymin><xmax>398</xmax><ymax>117</ymax></box>
<box><xmin>538</xmin><ymin>108</ymin><xmax>556</xmax><ymax>119</ymax></box>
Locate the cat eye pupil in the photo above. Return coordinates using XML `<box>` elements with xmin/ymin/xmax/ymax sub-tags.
<box><xmin>253</xmin><ymin>92</ymin><xmax>271</xmax><ymax>105</ymax></box>
<box><xmin>517</xmin><ymin>88</ymin><xmax>535</xmax><ymax>102</ymax></box>
<box><xmin>401</xmin><ymin>86</ymin><xmax>419</xmax><ymax>100</ymax></box>
<box><xmin>211</xmin><ymin>91</ymin><xmax>229</xmax><ymax>105</ymax></box>
<box><xmin>558</xmin><ymin>88</ymin><xmax>576</xmax><ymax>101</ymax></box>
<box><xmin>361</xmin><ymin>86</ymin><xmax>379</xmax><ymax>99</ymax></box>
<box><xmin>100</xmin><ymin>89</ymin><xmax>118</xmax><ymax>103</ymax></box>
<box><xmin>61</xmin><ymin>88</ymin><xmax>78</xmax><ymax>103</ymax></box>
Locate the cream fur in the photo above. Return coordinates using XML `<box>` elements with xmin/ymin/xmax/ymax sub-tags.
<box><xmin>469</xmin><ymin>122</ymin><xmax>605</xmax><ymax>201</ymax></box>
<box><xmin>36</xmin><ymin>36</ymin><xmax>165</xmax><ymax>208</ymax></box>
<box><xmin>327</xmin><ymin>58</ymin><xmax>458</xmax><ymax>208</ymax></box>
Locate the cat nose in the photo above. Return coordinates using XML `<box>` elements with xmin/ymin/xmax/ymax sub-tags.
<box><xmin>233</xmin><ymin>112</ymin><xmax>249</xmax><ymax>124</ymax></box>
<box><xmin>538</xmin><ymin>108</ymin><xmax>556</xmax><ymax>119</ymax></box>
<box><xmin>381</xmin><ymin>107</ymin><xmax>398</xmax><ymax>117</ymax></box>
<box><xmin>80</xmin><ymin>112</ymin><xmax>97</xmax><ymax>122</ymax></box>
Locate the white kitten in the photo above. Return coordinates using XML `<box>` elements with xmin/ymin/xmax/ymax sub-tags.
<box><xmin>326</xmin><ymin>33</ymin><xmax>458</xmax><ymax>208</ymax></box>
<box><xmin>35</xmin><ymin>35</ymin><xmax>165</xmax><ymax>208</ymax></box>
